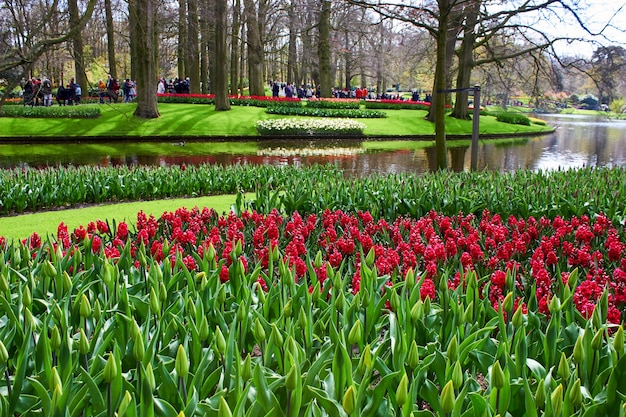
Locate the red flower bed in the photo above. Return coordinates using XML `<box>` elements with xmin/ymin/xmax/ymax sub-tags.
<box><xmin>45</xmin><ymin>208</ymin><xmax>626</xmax><ymax>325</ymax></box>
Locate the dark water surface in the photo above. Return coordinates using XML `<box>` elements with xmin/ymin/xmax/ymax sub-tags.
<box><xmin>2</xmin><ymin>114</ymin><xmax>625</xmax><ymax>176</ymax></box>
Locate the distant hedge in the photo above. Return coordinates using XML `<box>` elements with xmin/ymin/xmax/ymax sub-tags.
<box><xmin>495</xmin><ymin>112</ymin><xmax>531</xmax><ymax>126</ymax></box>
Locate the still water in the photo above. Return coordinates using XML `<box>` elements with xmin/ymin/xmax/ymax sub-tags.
<box><xmin>1</xmin><ymin>114</ymin><xmax>625</xmax><ymax>176</ymax></box>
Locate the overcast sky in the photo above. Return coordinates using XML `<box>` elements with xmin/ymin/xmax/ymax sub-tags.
<box><xmin>543</xmin><ymin>0</ymin><xmax>626</xmax><ymax>56</ymax></box>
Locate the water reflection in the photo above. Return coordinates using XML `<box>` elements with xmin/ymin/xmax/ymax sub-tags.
<box><xmin>1</xmin><ymin>114</ymin><xmax>625</xmax><ymax>176</ymax></box>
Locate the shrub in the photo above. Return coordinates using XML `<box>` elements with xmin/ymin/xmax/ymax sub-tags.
<box><xmin>0</xmin><ymin>105</ymin><xmax>101</xmax><ymax>118</ymax></box>
<box><xmin>266</xmin><ymin>106</ymin><xmax>386</xmax><ymax>118</ymax></box>
<box><xmin>495</xmin><ymin>112</ymin><xmax>531</xmax><ymax>126</ymax></box>
<box><xmin>256</xmin><ymin>118</ymin><xmax>366</xmax><ymax>135</ymax></box>
<box><xmin>157</xmin><ymin>93</ymin><xmax>215</xmax><ymax>104</ymax></box>
<box><xmin>365</xmin><ymin>100</ymin><xmax>431</xmax><ymax>111</ymax></box>
<box><xmin>305</xmin><ymin>99</ymin><xmax>360</xmax><ymax>109</ymax></box>
<box><xmin>231</xmin><ymin>96</ymin><xmax>302</xmax><ymax>107</ymax></box>
<box><xmin>156</xmin><ymin>94</ymin><xmax>303</xmax><ymax>107</ymax></box>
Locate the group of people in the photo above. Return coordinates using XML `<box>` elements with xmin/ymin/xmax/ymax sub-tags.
<box><xmin>271</xmin><ymin>81</ymin><xmax>319</xmax><ymax>99</ymax></box>
<box><xmin>98</xmin><ymin>75</ymin><xmax>136</xmax><ymax>103</ymax></box>
<box><xmin>157</xmin><ymin>77</ymin><xmax>190</xmax><ymax>95</ymax></box>
<box><xmin>22</xmin><ymin>76</ymin><xmax>82</xmax><ymax>106</ymax></box>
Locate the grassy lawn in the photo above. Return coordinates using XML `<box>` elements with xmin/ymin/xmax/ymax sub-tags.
<box><xmin>0</xmin><ymin>194</ymin><xmax>242</xmax><ymax>241</ymax></box>
<box><xmin>0</xmin><ymin>102</ymin><xmax>554</xmax><ymax>138</ymax></box>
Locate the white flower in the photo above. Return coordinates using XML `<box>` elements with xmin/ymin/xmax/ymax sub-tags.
<box><xmin>256</xmin><ymin>118</ymin><xmax>366</xmax><ymax>135</ymax></box>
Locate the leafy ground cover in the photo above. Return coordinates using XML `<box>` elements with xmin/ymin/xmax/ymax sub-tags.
<box><xmin>0</xmin><ymin>202</ymin><xmax>625</xmax><ymax>416</ymax></box>
<box><xmin>2</xmin><ymin>164</ymin><xmax>624</xmax><ymax>227</ymax></box>
<box><xmin>0</xmin><ymin>103</ymin><xmax>554</xmax><ymax>138</ymax></box>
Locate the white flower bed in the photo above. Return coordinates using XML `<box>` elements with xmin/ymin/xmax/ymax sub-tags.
<box><xmin>256</xmin><ymin>118</ymin><xmax>366</xmax><ymax>135</ymax></box>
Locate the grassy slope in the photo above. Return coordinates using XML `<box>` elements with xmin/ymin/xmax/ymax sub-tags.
<box><xmin>0</xmin><ymin>194</ymin><xmax>241</xmax><ymax>241</ymax></box>
<box><xmin>0</xmin><ymin>103</ymin><xmax>554</xmax><ymax>138</ymax></box>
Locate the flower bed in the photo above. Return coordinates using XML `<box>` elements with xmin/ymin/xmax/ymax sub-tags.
<box><xmin>256</xmin><ymin>118</ymin><xmax>366</xmax><ymax>135</ymax></box>
<box><xmin>156</xmin><ymin>94</ymin><xmax>302</xmax><ymax>107</ymax></box>
<box><xmin>266</xmin><ymin>106</ymin><xmax>386</xmax><ymax>118</ymax></box>
<box><xmin>365</xmin><ymin>100</ymin><xmax>431</xmax><ymax>110</ymax></box>
<box><xmin>0</xmin><ymin>207</ymin><xmax>624</xmax><ymax>415</ymax></box>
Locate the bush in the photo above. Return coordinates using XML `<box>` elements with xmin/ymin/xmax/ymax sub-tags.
<box><xmin>0</xmin><ymin>105</ymin><xmax>101</xmax><ymax>118</ymax></box>
<box><xmin>306</xmin><ymin>99</ymin><xmax>360</xmax><ymax>109</ymax></box>
<box><xmin>495</xmin><ymin>112</ymin><xmax>531</xmax><ymax>126</ymax></box>
<box><xmin>156</xmin><ymin>94</ymin><xmax>303</xmax><ymax>107</ymax></box>
<box><xmin>158</xmin><ymin>93</ymin><xmax>215</xmax><ymax>104</ymax></box>
<box><xmin>365</xmin><ymin>100</ymin><xmax>431</xmax><ymax>111</ymax></box>
<box><xmin>266</xmin><ymin>106</ymin><xmax>386</xmax><ymax>118</ymax></box>
<box><xmin>231</xmin><ymin>96</ymin><xmax>302</xmax><ymax>107</ymax></box>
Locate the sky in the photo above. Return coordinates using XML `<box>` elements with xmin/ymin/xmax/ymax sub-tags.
<box><xmin>539</xmin><ymin>0</ymin><xmax>626</xmax><ymax>57</ymax></box>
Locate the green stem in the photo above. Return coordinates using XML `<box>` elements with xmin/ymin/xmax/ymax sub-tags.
<box><xmin>107</xmin><ymin>384</ymin><xmax>112</xmax><ymax>417</ymax></box>
<box><xmin>496</xmin><ymin>388</ymin><xmax>501</xmax><ymax>414</ymax></box>
<box><xmin>179</xmin><ymin>377</ymin><xmax>187</xmax><ymax>404</ymax></box>
<box><xmin>4</xmin><ymin>368</ymin><xmax>12</xmax><ymax>398</ymax></box>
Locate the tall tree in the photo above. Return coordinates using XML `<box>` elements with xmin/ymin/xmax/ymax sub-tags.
<box><xmin>214</xmin><ymin>0</ymin><xmax>230</xmax><ymax>110</ymax></box>
<box><xmin>103</xmin><ymin>0</ymin><xmax>117</xmax><ymax>79</ymax></box>
<box><xmin>287</xmin><ymin>0</ymin><xmax>297</xmax><ymax>84</ymax></box>
<box><xmin>243</xmin><ymin>0</ymin><xmax>265</xmax><ymax>96</ymax></box>
<box><xmin>590</xmin><ymin>46</ymin><xmax>625</xmax><ymax>105</ymax></box>
<box><xmin>318</xmin><ymin>0</ymin><xmax>331</xmax><ymax>98</ymax></box>
<box><xmin>450</xmin><ymin>0</ymin><xmax>479</xmax><ymax>119</ymax></box>
<box><xmin>177</xmin><ymin>0</ymin><xmax>186</xmax><ymax>79</ymax></box>
<box><xmin>129</xmin><ymin>0</ymin><xmax>159</xmax><ymax>118</ymax></box>
<box><xmin>431</xmin><ymin>0</ymin><xmax>451</xmax><ymax>169</ymax></box>
<box><xmin>230</xmin><ymin>0</ymin><xmax>241</xmax><ymax>95</ymax></box>
<box><xmin>186</xmin><ymin>0</ymin><xmax>200</xmax><ymax>92</ymax></box>
<box><xmin>199</xmin><ymin>2</ymin><xmax>209</xmax><ymax>93</ymax></box>
<box><xmin>68</xmin><ymin>0</ymin><xmax>88</xmax><ymax>90</ymax></box>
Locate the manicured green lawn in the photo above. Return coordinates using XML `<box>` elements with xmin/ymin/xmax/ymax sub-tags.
<box><xmin>0</xmin><ymin>103</ymin><xmax>554</xmax><ymax>138</ymax></box>
<box><xmin>0</xmin><ymin>194</ymin><xmax>241</xmax><ymax>241</ymax></box>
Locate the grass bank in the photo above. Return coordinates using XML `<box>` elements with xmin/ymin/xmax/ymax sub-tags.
<box><xmin>0</xmin><ymin>102</ymin><xmax>554</xmax><ymax>139</ymax></box>
<box><xmin>0</xmin><ymin>194</ymin><xmax>240</xmax><ymax>240</ymax></box>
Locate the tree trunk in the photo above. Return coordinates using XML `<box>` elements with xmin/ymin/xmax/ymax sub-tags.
<box><xmin>200</xmin><ymin>11</ymin><xmax>209</xmax><ymax>94</ymax></box>
<box><xmin>431</xmin><ymin>0</ymin><xmax>450</xmax><ymax>170</ymax></box>
<box><xmin>214</xmin><ymin>0</ymin><xmax>231</xmax><ymax>110</ymax></box>
<box><xmin>68</xmin><ymin>0</ymin><xmax>88</xmax><ymax>91</ymax></box>
<box><xmin>243</xmin><ymin>0</ymin><xmax>265</xmax><ymax>96</ymax></box>
<box><xmin>230</xmin><ymin>0</ymin><xmax>241</xmax><ymax>95</ymax></box>
<box><xmin>206</xmin><ymin>4</ymin><xmax>216</xmax><ymax>94</ymax></box>
<box><xmin>178</xmin><ymin>0</ymin><xmax>186</xmax><ymax>80</ymax></box>
<box><xmin>128</xmin><ymin>0</ymin><xmax>138</xmax><ymax>81</ymax></box>
<box><xmin>186</xmin><ymin>0</ymin><xmax>200</xmax><ymax>93</ymax></box>
<box><xmin>344</xmin><ymin>30</ymin><xmax>351</xmax><ymax>91</ymax></box>
<box><xmin>130</xmin><ymin>0</ymin><xmax>160</xmax><ymax>118</ymax></box>
<box><xmin>318</xmin><ymin>0</ymin><xmax>331</xmax><ymax>98</ymax></box>
<box><xmin>287</xmin><ymin>1</ymin><xmax>297</xmax><ymax>85</ymax></box>
<box><xmin>104</xmin><ymin>0</ymin><xmax>117</xmax><ymax>79</ymax></box>
<box><xmin>451</xmin><ymin>0</ymin><xmax>480</xmax><ymax>120</ymax></box>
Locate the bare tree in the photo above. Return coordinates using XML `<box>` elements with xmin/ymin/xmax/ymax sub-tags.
<box><xmin>243</xmin><ymin>0</ymin><xmax>265</xmax><ymax>96</ymax></box>
<box><xmin>214</xmin><ymin>0</ymin><xmax>231</xmax><ymax>109</ymax></box>
<box><xmin>104</xmin><ymin>0</ymin><xmax>118</xmax><ymax>79</ymax></box>
<box><xmin>0</xmin><ymin>0</ymin><xmax>97</xmax><ymax>107</ymax></box>
<box><xmin>230</xmin><ymin>0</ymin><xmax>241</xmax><ymax>95</ymax></box>
<box><xmin>129</xmin><ymin>0</ymin><xmax>160</xmax><ymax>117</ymax></box>
<box><xmin>318</xmin><ymin>0</ymin><xmax>331</xmax><ymax>97</ymax></box>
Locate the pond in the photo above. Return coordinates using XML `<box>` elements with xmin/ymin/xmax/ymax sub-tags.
<box><xmin>1</xmin><ymin>114</ymin><xmax>625</xmax><ymax>176</ymax></box>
